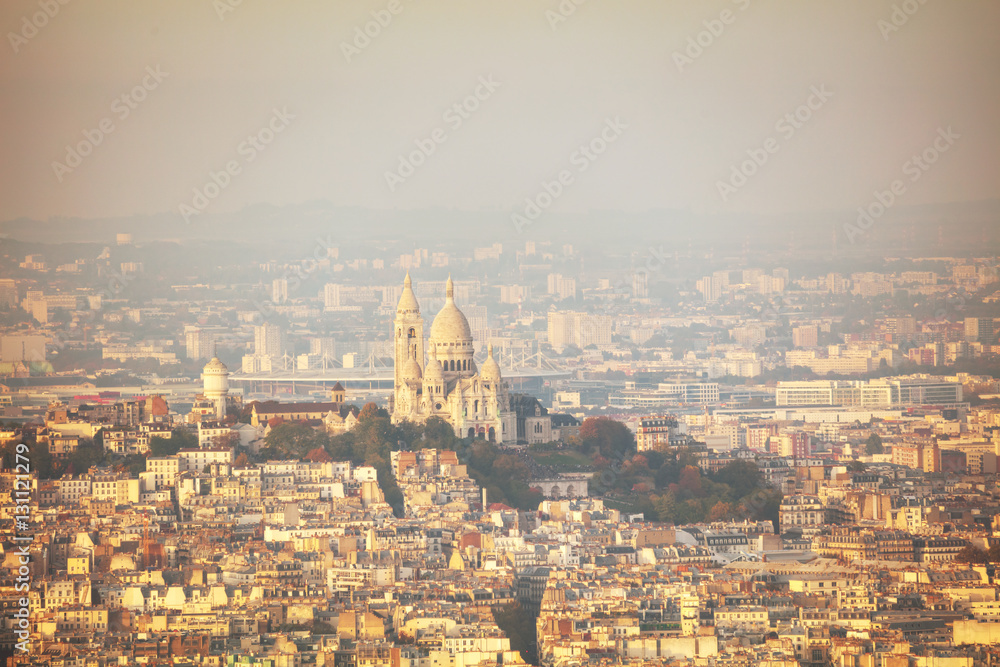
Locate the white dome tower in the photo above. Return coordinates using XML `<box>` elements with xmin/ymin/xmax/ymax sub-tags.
<box><xmin>429</xmin><ymin>276</ymin><xmax>475</xmax><ymax>378</ymax></box>
<box><xmin>202</xmin><ymin>347</ymin><xmax>229</xmax><ymax>420</ymax></box>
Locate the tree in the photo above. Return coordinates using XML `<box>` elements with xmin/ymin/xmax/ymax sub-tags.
<box><xmin>467</xmin><ymin>441</ymin><xmax>498</xmax><ymax>476</ymax></box>
<box><xmin>740</xmin><ymin>488</ymin><xmax>783</xmax><ymax>530</ymax></box>
<box><xmin>709</xmin><ymin>500</ymin><xmax>735</xmax><ymax>522</ymax></box>
<box><xmin>305</xmin><ymin>447</ymin><xmax>332</xmax><ymax>462</ymax></box>
<box><xmin>956</xmin><ymin>545</ymin><xmax>988</xmax><ymax>564</ymax></box>
<box><xmin>149</xmin><ymin>435</ymin><xmax>179</xmax><ymax>457</ymax></box>
<box><xmin>352</xmin><ymin>406</ymin><xmax>399</xmax><ymax>468</ymax></box>
<box><xmin>865</xmin><ymin>432</ymin><xmax>884</xmax><ymax>455</ymax></box>
<box><xmin>492</xmin><ymin>602</ymin><xmax>537</xmax><ymax>665</ymax></box>
<box><xmin>493</xmin><ymin>454</ymin><xmax>530</xmax><ymax>482</ymax></box>
<box><xmin>326</xmin><ymin>433</ymin><xmax>356</xmax><ymax>462</ymax></box>
<box><xmin>712</xmin><ymin>460</ymin><xmax>763</xmax><ymax>500</ymax></box>
<box><xmin>120</xmin><ymin>454</ymin><xmax>145</xmax><ymax>477</ymax></box>
<box><xmin>313</xmin><ymin>621</ymin><xmax>336</xmax><ymax>635</ymax></box>
<box><xmin>264</xmin><ymin>423</ymin><xmax>321</xmax><ymax>459</ymax></box>
<box><xmin>150</xmin><ymin>428</ymin><xmax>197</xmax><ymax>457</ymax></box>
<box><xmin>677</xmin><ymin>465</ymin><xmax>703</xmax><ymax>498</ymax></box>
<box><xmin>847</xmin><ymin>460</ymin><xmax>867</xmax><ymax>472</ymax></box>
<box><xmin>358</xmin><ymin>402</ymin><xmax>389</xmax><ymax>421</ymax></box>
<box><xmin>420</xmin><ymin>416</ymin><xmax>460</xmax><ymax>450</ymax></box>
<box><xmin>653</xmin><ymin>491</ymin><xmax>677</xmax><ymax>523</ymax></box>
<box><xmin>33</xmin><ymin>444</ymin><xmax>55</xmax><ymax>479</ymax></box>
<box><xmin>66</xmin><ymin>441</ymin><xmax>105</xmax><ymax>476</ymax></box>
<box><xmin>578</xmin><ymin>417</ymin><xmax>634</xmax><ymax>458</ymax></box>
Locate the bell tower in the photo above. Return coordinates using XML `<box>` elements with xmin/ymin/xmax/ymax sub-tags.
<box><xmin>393</xmin><ymin>272</ymin><xmax>424</xmax><ymax>413</ymax></box>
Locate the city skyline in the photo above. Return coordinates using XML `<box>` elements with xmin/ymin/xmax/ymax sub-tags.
<box><xmin>3</xmin><ymin>3</ymin><xmax>1000</xmax><ymax>665</ymax></box>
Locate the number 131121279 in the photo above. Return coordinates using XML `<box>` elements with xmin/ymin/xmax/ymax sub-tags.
<box><xmin>14</xmin><ymin>443</ymin><xmax>32</xmax><ymax>532</ymax></box>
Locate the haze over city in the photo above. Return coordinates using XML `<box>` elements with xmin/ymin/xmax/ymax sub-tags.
<box><xmin>1</xmin><ymin>1</ymin><xmax>999</xmax><ymax>225</ymax></box>
<box><xmin>1</xmin><ymin>2</ymin><xmax>1000</xmax><ymax>665</ymax></box>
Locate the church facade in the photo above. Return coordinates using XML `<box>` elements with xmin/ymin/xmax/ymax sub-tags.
<box><xmin>390</xmin><ymin>274</ymin><xmax>516</xmax><ymax>443</ymax></box>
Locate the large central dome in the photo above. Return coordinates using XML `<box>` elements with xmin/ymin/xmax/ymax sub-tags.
<box><xmin>430</xmin><ymin>276</ymin><xmax>472</xmax><ymax>343</ymax></box>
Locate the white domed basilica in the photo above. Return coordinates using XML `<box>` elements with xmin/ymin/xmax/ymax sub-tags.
<box><xmin>390</xmin><ymin>274</ymin><xmax>515</xmax><ymax>442</ymax></box>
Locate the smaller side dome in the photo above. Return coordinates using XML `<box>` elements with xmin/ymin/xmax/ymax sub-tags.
<box><xmin>203</xmin><ymin>356</ymin><xmax>228</xmax><ymax>374</ymax></box>
<box><xmin>481</xmin><ymin>343</ymin><xmax>501</xmax><ymax>382</ymax></box>
<box><xmin>424</xmin><ymin>347</ymin><xmax>444</xmax><ymax>381</ymax></box>
<box><xmin>402</xmin><ymin>354</ymin><xmax>422</xmax><ymax>382</ymax></box>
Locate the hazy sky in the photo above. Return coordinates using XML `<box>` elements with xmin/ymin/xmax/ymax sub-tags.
<box><xmin>1</xmin><ymin>0</ymin><xmax>998</xmax><ymax>222</ymax></box>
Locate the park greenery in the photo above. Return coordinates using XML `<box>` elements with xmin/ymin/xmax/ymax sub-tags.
<box><xmin>4</xmin><ymin>409</ymin><xmax>781</xmax><ymax>527</ymax></box>
<box><xmin>492</xmin><ymin>602</ymin><xmax>538</xmax><ymax>664</ymax></box>
<box><xmin>955</xmin><ymin>544</ymin><xmax>1000</xmax><ymax>564</ymax></box>
<box><xmin>529</xmin><ymin>415</ymin><xmax>782</xmax><ymax>527</ymax></box>
<box><xmin>255</xmin><ymin>404</ymin><xmax>543</xmax><ymax>516</ymax></box>
<box><xmin>865</xmin><ymin>432</ymin><xmax>884</xmax><ymax>455</ymax></box>
<box><xmin>1</xmin><ymin>429</ymin><xmax>148</xmax><ymax>480</ymax></box>
<box><xmin>237</xmin><ymin>410</ymin><xmax>780</xmax><ymax>525</ymax></box>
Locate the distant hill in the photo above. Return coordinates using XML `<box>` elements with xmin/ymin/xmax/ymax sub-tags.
<box><xmin>1</xmin><ymin>199</ymin><xmax>997</xmax><ymax>256</ymax></box>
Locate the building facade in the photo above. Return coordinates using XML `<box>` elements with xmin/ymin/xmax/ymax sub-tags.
<box><xmin>390</xmin><ymin>275</ymin><xmax>516</xmax><ymax>442</ymax></box>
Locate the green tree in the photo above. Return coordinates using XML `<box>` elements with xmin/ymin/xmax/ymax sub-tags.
<box><xmin>326</xmin><ymin>432</ymin><xmax>357</xmax><ymax>462</ymax></box>
<box><xmin>264</xmin><ymin>423</ymin><xmax>322</xmax><ymax>459</ymax></box>
<box><xmin>351</xmin><ymin>406</ymin><xmax>399</xmax><ymax>468</ymax></box>
<box><xmin>121</xmin><ymin>454</ymin><xmax>146</xmax><ymax>477</ymax></box>
<box><xmin>149</xmin><ymin>428</ymin><xmax>196</xmax><ymax>457</ymax></box>
<box><xmin>709</xmin><ymin>500</ymin><xmax>735</xmax><ymax>522</ymax></box>
<box><xmin>676</xmin><ymin>465</ymin><xmax>703</xmax><ymax>499</ymax></box>
<box><xmin>653</xmin><ymin>490</ymin><xmax>677</xmax><ymax>523</ymax></box>
<box><xmin>467</xmin><ymin>441</ymin><xmax>498</xmax><ymax>476</ymax></box>
<box><xmin>313</xmin><ymin>621</ymin><xmax>336</xmax><ymax>635</ymax></box>
<box><xmin>420</xmin><ymin>416</ymin><xmax>461</xmax><ymax>451</ymax></box>
<box><xmin>740</xmin><ymin>488</ymin><xmax>783</xmax><ymax>531</ymax></box>
<box><xmin>865</xmin><ymin>432</ymin><xmax>884</xmax><ymax>455</ymax></box>
<box><xmin>34</xmin><ymin>444</ymin><xmax>55</xmax><ymax>479</ymax></box>
<box><xmin>711</xmin><ymin>460</ymin><xmax>763</xmax><ymax>501</ymax></box>
<box><xmin>66</xmin><ymin>441</ymin><xmax>105</xmax><ymax>476</ymax></box>
<box><xmin>578</xmin><ymin>417</ymin><xmax>634</xmax><ymax>458</ymax></box>
<box><xmin>492</xmin><ymin>602</ymin><xmax>537</xmax><ymax>665</ymax></box>
<box><xmin>956</xmin><ymin>545</ymin><xmax>988</xmax><ymax>564</ymax></box>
